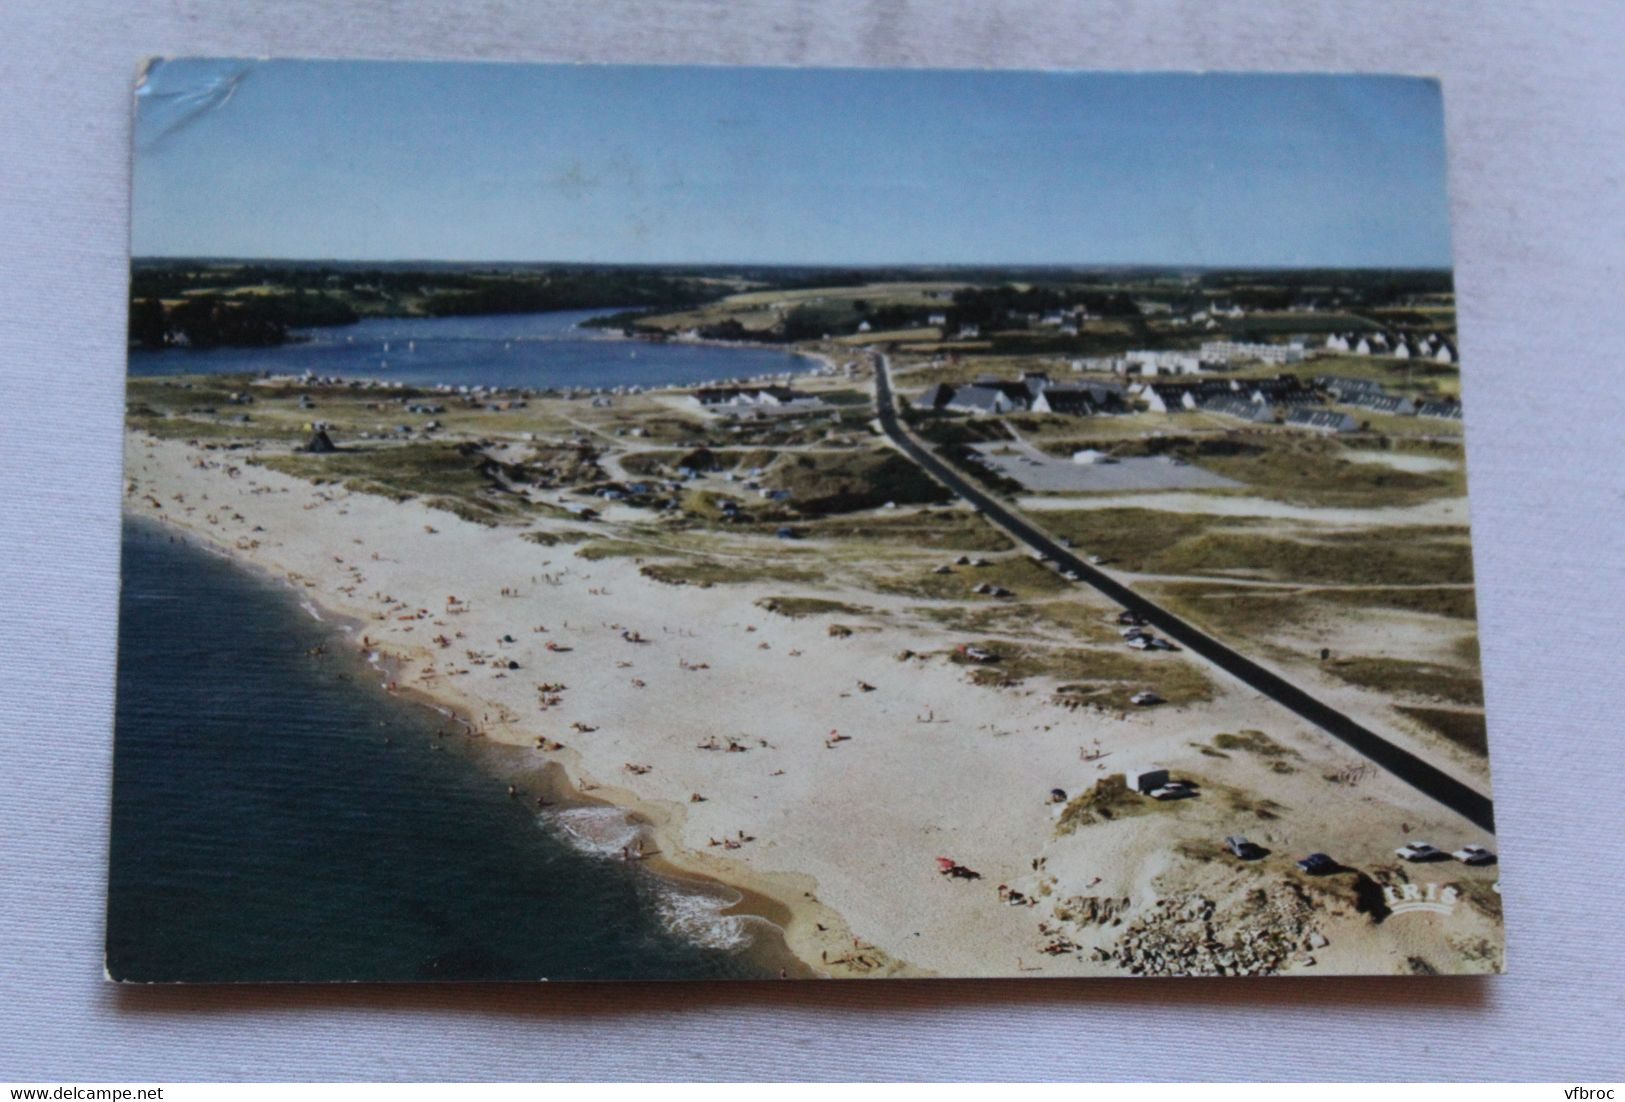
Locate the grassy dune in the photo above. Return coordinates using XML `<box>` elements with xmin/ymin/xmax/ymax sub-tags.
<box><xmin>253</xmin><ymin>442</ymin><xmax>531</xmax><ymax>524</ymax></box>
<box><xmin>1324</xmin><ymin>657</ymin><xmax>1484</xmax><ymax>707</ymax></box>
<box><xmin>946</xmin><ymin>639</ymin><xmax>1215</xmax><ymax>706</ymax></box>
<box><xmin>1396</xmin><ymin>706</ymin><xmax>1489</xmax><ymax>757</ymax></box>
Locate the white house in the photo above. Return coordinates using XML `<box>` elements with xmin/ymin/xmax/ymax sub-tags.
<box><xmin>1142</xmin><ymin>383</ymin><xmax>1200</xmax><ymax>413</ymax></box>
<box><xmin>1126</xmin><ymin>350</ymin><xmax>1202</xmax><ymax>375</ymax></box>
<box><xmin>944</xmin><ymin>384</ymin><xmax>1018</xmax><ymax>415</ymax></box>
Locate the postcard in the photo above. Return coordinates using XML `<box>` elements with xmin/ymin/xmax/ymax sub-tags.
<box><xmin>110</xmin><ymin>60</ymin><xmax>1500</xmax><ymax>981</ymax></box>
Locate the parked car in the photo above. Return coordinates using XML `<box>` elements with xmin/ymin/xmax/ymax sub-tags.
<box><xmin>1453</xmin><ymin>844</ymin><xmax>1497</xmax><ymax>865</ymax></box>
<box><xmin>1129</xmin><ymin>690</ymin><xmax>1163</xmax><ymax>706</ymax></box>
<box><xmin>1224</xmin><ymin>835</ymin><xmax>1264</xmax><ymax>860</ymax></box>
<box><xmin>1396</xmin><ymin>841</ymin><xmax>1446</xmax><ymax>862</ymax></box>
<box><xmin>957</xmin><ymin>644</ymin><xmax>997</xmax><ymax>663</ymax></box>
<box><xmin>1297</xmin><ymin>852</ymin><xmax>1337</xmax><ymax>875</ymax></box>
<box><xmin>1149</xmin><ymin>781</ymin><xmax>1195</xmax><ymax>800</ymax></box>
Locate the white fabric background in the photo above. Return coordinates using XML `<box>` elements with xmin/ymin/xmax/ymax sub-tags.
<box><xmin>3</xmin><ymin>0</ymin><xmax>1623</xmax><ymax>1082</ymax></box>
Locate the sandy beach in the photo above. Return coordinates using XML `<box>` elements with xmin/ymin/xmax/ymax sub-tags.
<box><xmin>122</xmin><ymin>430</ymin><xmax>1502</xmax><ymax>977</ymax></box>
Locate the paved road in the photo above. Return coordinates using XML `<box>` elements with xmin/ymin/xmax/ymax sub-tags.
<box><xmin>871</xmin><ymin>353</ymin><xmax>1496</xmax><ymax>833</ymax></box>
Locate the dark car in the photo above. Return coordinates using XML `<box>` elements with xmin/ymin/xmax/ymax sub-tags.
<box><xmin>1296</xmin><ymin>852</ymin><xmax>1337</xmax><ymax>875</ymax></box>
<box><xmin>1224</xmin><ymin>835</ymin><xmax>1264</xmax><ymax>860</ymax></box>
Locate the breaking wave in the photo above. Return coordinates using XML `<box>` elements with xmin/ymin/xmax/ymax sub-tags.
<box><xmin>539</xmin><ymin>806</ymin><xmax>755</xmax><ymax>951</ymax></box>
<box><xmin>543</xmin><ymin>805</ymin><xmax>643</xmax><ymax>859</ymax></box>
<box><xmin>651</xmin><ymin>883</ymin><xmax>752</xmax><ymax>951</ymax></box>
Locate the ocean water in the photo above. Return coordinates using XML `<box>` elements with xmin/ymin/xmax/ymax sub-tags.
<box><xmin>128</xmin><ymin>309</ymin><xmax>817</xmax><ymax>390</ymax></box>
<box><xmin>106</xmin><ymin>518</ymin><xmax>780</xmax><ymax>982</ymax></box>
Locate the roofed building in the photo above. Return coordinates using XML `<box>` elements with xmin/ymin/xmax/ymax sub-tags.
<box><xmin>1199</xmin><ymin>340</ymin><xmax>1305</xmax><ymax>365</ymax></box>
<box><xmin>945</xmin><ymin>384</ymin><xmax>1021</xmax><ymax>415</ymax></box>
<box><xmin>1336</xmin><ymin>389</ymin><xmax>1416</xmax><ymax>415</ymax></box>
<box><xmin>1031</xmin><ymin>388</ymin><xmax>1096</xmax><ymax>416</ymax></box>
<box><xmin>916</xmin><ymin>382</ymin><xmax>954</xmax><ymax>411</ymax></box>
<box><xmin>686</xmin><ymin>385</ymin><xmax>822</xmax><ymax>412</ymax></box>
<box><xmin>1245</xmin><ymin>375</ymin><xmax>1319</xmax><ymax>407</ymax></box>
<box><xmin>1416</xmin><ymin>399</ymin><xmax>1464</xmax><ymax>420</ymax></box>
<box><xmin>1284</xmin><ymin>408</ymin><xmax>1360</xmax><ymax>433</ymax></box>
<box><xmin>1316</xmin><ymin>375</ymin><xmax>1386</xmax><ymax>400</ymax></box>
<box><xmin>1197</xmin><ymin>395</ymin><xmax>1276</xmax><ymax>423</ymax></box>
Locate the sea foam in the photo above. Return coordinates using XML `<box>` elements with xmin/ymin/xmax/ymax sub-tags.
<box><xmin>541</xmin><ymin>807</ymin><xmax>754</xmax><ymax>951</ymax></box>
<box><xmin>543</xmin><ymin>805</ymin><xmax>643</xmax><ymax>858</ymax></box>
<box><xmin>652</xmin><ymin>883</ymin><xmax>752</xmax><ymax>951</ymax></box>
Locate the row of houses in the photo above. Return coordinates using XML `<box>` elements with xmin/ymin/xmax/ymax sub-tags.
<box><xmin>918</xmin><ymin>369</ymin><xmax>1462</xmax><ymax>428</ymax></box>
<box><xmin>1316</xmin><ymin>375</ymin><xmax>1463</xmax><ymax>419</ymax></box>
<box><xmin>1325</xmin><ymin>331</ymin><xmax>1457</xmax><ymax>363</ymax></box>
<box><xmin>1416</xmin><ymin>399</ymin><xmax>1464</xmax><ymax>420</ymax></box>
<box><xmin>1198</xmin><ymin>340</ymin><xmax>1307</xmax><ymax>365</ymax></box>
<box><xmin>1066</xmin><ymin>340</ymin><xmax>1307</xmax><ymax>378</ymax></box>
<box><xmin>1123</xmin><ymin>349</ymin><xmax>1208</xmax><ymax>375</ymax></box>
<box><xmin>1317</xmin><ymin>375</ymin><xmax>1417</xmax><ymax>415</ymax></box>
<box><xmin>917</xmin><ymin>372</ymin><xmax>1129</xmax><ymax>417</ymax></box>
<box><xmin>1136</xmin><ymin>375</ymin><xmax>1319</xmax><ymax>414</ymax></box>
<box><xmin>1283</xmin><ymin>401</ymin><xmax>1460</xmax><ymax>431</ymax></box>
<box><xmin>1141</xmin><ymin>373</ymin><xmax>1462</xmax><ymax>427</ymax></box>
<box><xmin>685</xmin><ymin>385</ymin><xmax>823</xmax><ymax>411</ymax></box>
<box><xmin>1069</xmin><ymin>350</ymin><xmax>1259</xmax><ymax>377</ymax></box>
<box><xmin>1284</xmin><ymin>408</ymin><xmax>1360</xmax><ymax>433</ymax></box>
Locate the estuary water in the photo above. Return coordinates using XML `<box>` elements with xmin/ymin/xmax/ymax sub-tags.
<box><xmin>107</xmin><ymin>518</ymin><xmax>780</xmax><ymax>982</ymax></box>
<box><xmin>128</xmin><ymin>309</ymin><xmax>818</xmax><ymax>390</ymax></box>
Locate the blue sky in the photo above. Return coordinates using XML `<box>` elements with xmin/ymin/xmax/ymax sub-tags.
<box><xmin>132</xmin><ymin>60</ymin><xmax>1453</xmax><ymax>267</ymax></box>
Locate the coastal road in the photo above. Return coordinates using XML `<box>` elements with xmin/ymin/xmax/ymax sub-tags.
<box><xmin>869</xmin><ymin>352</ymin><xmax>1496</xmax><ymax>833</ymax></box>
